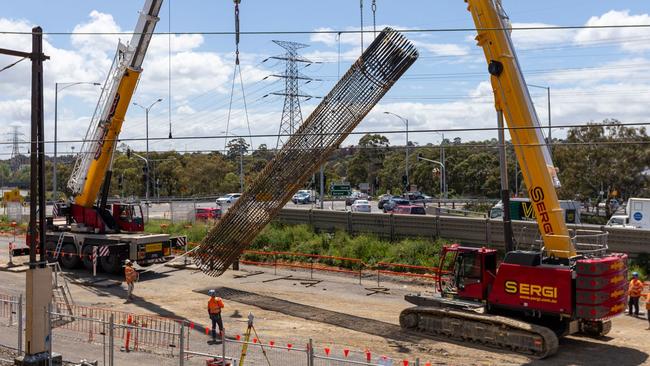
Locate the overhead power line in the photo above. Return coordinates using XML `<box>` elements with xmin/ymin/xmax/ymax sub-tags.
<box><xmin>2</xmin><ymin>23</ymin><xmax>650</xmax><ymax>36</ymax></box>
<box><xmin>2</xmin><ymin>121</ymin><xmax>648</xmax><ymax>147</ymax></box>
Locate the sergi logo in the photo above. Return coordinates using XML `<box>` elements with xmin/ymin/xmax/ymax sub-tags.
<box><xmin>505</xmin><ymin>280</ymin><xmax>558</xmax><ymax>303</ymax></box>
<box><xmin>529</xmin><ymin>186</ymin><xmax>554</xmax><ymax>235</ymax></box>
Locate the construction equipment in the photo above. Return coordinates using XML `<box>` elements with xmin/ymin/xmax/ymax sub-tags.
<box><xmin>39</xmin><ymin>0</ymin><xmax>185</xmax><ymax>273</ymax></box>
<box><xmin>238</xmin><ymin>313</ymin><xmax>271</xmax><ymax>366</ymax></box>
<box><xmin>194</xmin><ymin>27</ymin><xmax>418</xmax><ymax>276</ymax></box>
<box><xmin>399</xmin><ymin>0</ymin><xmax>628</xmax><ymax>358</ymax></box>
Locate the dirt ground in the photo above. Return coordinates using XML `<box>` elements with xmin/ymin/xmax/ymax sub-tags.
<box><xmin>0</xmin><ymin>236</ymin><xmax>648</xmax><ymax>366</ymax></box>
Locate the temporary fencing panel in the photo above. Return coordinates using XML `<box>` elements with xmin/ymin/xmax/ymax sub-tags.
<box><xmin>51</xmin><ymin>302</ymin><xmax>189</xmax><ymax>354</ymax></box>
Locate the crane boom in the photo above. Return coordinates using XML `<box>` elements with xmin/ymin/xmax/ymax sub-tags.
<box><xmin>465</xmin><ymin>0</ymin><xmax>575</xmax><ymax>258</ymax></box>
<box><xmin>68</xmin><ymin>0</ymin><xmax>163</xmax><ymax>207</ymax></box>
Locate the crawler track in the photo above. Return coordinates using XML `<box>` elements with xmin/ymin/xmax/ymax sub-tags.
<box><xmin>400</xmin><ymin>306</ymin><xmax>559</xmax><ymax>359</ymax></box>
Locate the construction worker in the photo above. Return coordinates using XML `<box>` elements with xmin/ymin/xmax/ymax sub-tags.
<box><xmin>628</xmin><ymin>272</ymin><xmax>644</xmax><ymax>316</ymax></box>
<box><xmin>124</xmin><ymin>260</ymin><xmax>139</xmax><ymax>301</ymax></box>
<box><xmin>207</xmin><ymin>289</ymin><xmax>225</xmax><ymax>340</ymax></box>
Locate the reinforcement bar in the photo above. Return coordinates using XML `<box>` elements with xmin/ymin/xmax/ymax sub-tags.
<box><xmin>194</xmin><ymin>27</ymin><xmax>418</xmax><ymax>276</ymax></box>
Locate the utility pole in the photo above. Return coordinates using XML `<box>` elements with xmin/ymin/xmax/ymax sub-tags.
<box><xmin>7</xmin><ymin>126</ymin><xmax>24</xmax><ymax>172</ymax></box>
<box><xmin>0</xmin><ymin>26</ymin><xmax>59</xmax><ymax>365</ymax></box>
<box><xmin>268</xmin><ymin>40</ymin><xmax>316</xmax><ymax>149</ymax></box>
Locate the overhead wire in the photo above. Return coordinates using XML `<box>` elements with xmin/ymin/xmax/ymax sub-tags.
<box><xmin>3</xmin><ymin>23</ymin><xmax>650</xmax><ymax>36</ymax></box>
<box><xmin>7</xmin><ymin>121</ymin><xmax>649</xmax><ymax>147</ymax></box>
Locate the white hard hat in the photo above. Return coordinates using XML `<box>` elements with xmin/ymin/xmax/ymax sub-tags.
<box><xmin>208</xmin><ymin>289</ymin><xmax>216</xmax><ymax>296</ymax></box>
<box><xmin>124</xmin><ymin>259</ymin><xmax>132</xmax><ymax>265</ymax></box>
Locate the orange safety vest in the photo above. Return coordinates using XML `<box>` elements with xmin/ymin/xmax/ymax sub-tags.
<box><xmin>125</xmin><ymin>266</ymin><xmax>138</xmax><ymax>283</ymax></box>
<box><xmin>208</xmin><ymin>297</ymin><xmax>224</xmax><ymax>314</ymax></box>
<box><xmin>629</xmin><ymin>279</ymin><xmax>644</xmax><ymax>297</ymax></box>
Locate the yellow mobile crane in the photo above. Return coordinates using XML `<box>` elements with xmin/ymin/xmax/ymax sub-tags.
<box><xmin>399</xmin><ymin>0</ymin><xmax>628</xmax><ymax>358</ymax></box>
<box><xmin>46</xmin><ymin>0</ymin><xmax>184</xmax><ymax>273</ymax></box>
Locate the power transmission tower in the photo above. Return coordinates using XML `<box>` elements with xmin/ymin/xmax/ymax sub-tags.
<box><xmin>269</xmin><ymin>40</ymin><xmax>316</xmax><ymax>149</ymax></box>
<box><xmin>8</xmin><ymin>126</ymin><xmax>25</xmax><ymax>172</ymax></box>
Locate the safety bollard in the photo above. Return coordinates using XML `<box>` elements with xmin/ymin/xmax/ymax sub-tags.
<box><xmin>124</xmin><ymin>314</ymin><xmax>132</xmax><ymax>352</ymax></box>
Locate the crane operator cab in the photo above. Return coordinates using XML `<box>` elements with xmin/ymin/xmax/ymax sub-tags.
<box><xmin>113</xmin><ymin>203</ymin><xmax>144</xmax><ymax>232</ymax></box>
<box><xmin>438</xmin><ymin>244</ymin><xmax>497</xmax><ymax>302</ymax></box>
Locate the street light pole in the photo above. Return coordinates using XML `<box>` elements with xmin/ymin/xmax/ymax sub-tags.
<box><xmin>133</xmin><ymin>98</ymin><xmax>163</xmax><ymax>211</ymax></box>
<box><xmin>433</xmin><ymin>131</ymin><xmax>447</xmax><ymax>199</ymax></box>
<box><xmin>417</xmin><ymin>155</ymin><xmax>445</xmax><ymax>200</ymax></box>
<box><xmin>53</xmin><ymin>81</ymin><xmax>100</xmax><ymax>201</ymax></box>
<box><xmin>384</xmin><ymin>111</ymin><xmax>409</xmax><ymax>190</ymax></box>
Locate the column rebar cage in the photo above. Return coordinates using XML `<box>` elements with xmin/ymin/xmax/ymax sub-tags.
<box><xmin>194</xmin><ymin>28</ymin><xmax>418</xmax><ymax>276</ymax></box>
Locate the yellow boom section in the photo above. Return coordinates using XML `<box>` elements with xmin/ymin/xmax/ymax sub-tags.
<box><xmin>466</xmin><ymin>0</ymin><xmax>575</xmax><ymax>258</ymax></box>
<box><xmin>74</xmin><ymin>68</ymin><xmax>141</xmax><ymax>207</ymax></box>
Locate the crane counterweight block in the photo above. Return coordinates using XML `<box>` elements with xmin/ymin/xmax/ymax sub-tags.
<box><xmin>194</xmin><ymin>28</ymin><xmax>418</xmax><ymax>276</ymax></box>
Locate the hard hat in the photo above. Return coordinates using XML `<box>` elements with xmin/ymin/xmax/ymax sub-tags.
<box><xmin>208</xmin><ymin>289</ymin><xmax>216</xmax><ymax>296</ymax></box>
<box><xmin>632</xmin><ymin>272</ymin><xmax>639</xmax><ymax>277</ymax></box>
<box><xmin>125</xmin><ymin>259</ymin><xmax>132</xmax><ymax>266</ymax></box>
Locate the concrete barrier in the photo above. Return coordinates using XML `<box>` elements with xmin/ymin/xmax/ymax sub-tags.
<box><xmin>276</xmin><ymin>208</ymin><xmax>648</xmax><ymax>257</ymax></box>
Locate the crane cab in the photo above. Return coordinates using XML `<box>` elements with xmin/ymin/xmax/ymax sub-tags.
<box><xmin>437</xmin><ymin>244</ymin><xmax>497</xmax><ymax>302</ymax></box>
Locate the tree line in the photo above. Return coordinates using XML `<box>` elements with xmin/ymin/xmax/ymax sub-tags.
<box><xmin>1</xmin><ymin>120</ymin><xmax>648</xmax><ymax>203</ymax></box>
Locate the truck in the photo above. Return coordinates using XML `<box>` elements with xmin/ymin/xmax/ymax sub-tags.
<box><xmin>42</xmin><ymin>0</ymin><xmax>185</xmax><ymax>274</ymax></box>
<box><xmin>606</xmin><ymin>197</ymin><xmax>650</xmax><ymax>229</ymax></box>
<box><xmin>398</xmin><ymin>0</ymin><xmax>628</xmax><ymax>358</ymax></box>
<box><xmin>490</xmin><ymin>198</ymin><xmax>581</xmax><ymax>224</ymax></box>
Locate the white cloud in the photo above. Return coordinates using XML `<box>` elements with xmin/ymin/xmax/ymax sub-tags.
<box><xmin>413</xmin><ymin>41</ymin><xmax>470</xmax><ymax>57</ymax></box>
<box><xmin>71</xmin><ymin>10</ymin><xmax>122</xmax><ymax>54</ymax></box>
<box><xmin>510</xmin><ymin>22</ymin><xmax>575</xmax><ymax>48</ymax></box>
<box><xmin>574</xmin><ymin>10</ymin><xmax>650</xmax><ymax>52</ymax></box>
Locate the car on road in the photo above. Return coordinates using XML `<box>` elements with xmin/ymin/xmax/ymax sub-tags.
<box><xmin>382</xmin><ymin>198</ymin><xmax>411</xmax><ymax>213</ymax></box>
<box><xmin>350</xmin><ymin>199</ymin><xmax>371</xmax><ymax>213</ymax></box>
<box><xmin>393</xmin><ymin>205</ymin><xmax>426</xmax><ymax>215</ymax></box>
<box><xmin>377</xmin><ymin>194</ymin><xmax>393</xmax><ymax>209</ymax></box>
<box><xmin>404</xmin><ymin>192</ymin><xmax>433</xmax><ymax>203</ymax></box>
<box><xmin>345</xmin><ymin>191</ymin><xmax>370</xmax><ymax>206</ymax></box>
<box><xmin>190</xmin><ymin>207</ymin><xmax>221</xmax><ymax>221</ymax></box>
<box><xmin>216</xmin><ymin>193</ymin><xmax>241</xmax><ymax>205</ymax></box>
<box><xmin>292</xmin><ymin>192</ymin><xmax>312</xmax><ymax>204</ymax></box>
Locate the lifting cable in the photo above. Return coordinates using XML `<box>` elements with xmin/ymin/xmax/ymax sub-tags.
<box><xmin>224</xmin><ymin>0</ymin><xmax>254</xmax><ymax>151</ymax></box>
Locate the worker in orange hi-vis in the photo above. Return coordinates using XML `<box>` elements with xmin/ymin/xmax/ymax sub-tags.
<box><xmin>124</xmin><ymin>260</ymin><xmax>139</xmax><ymax>301</ymax></box>
<box><xmin>207</xmin><ymin>289</ymin><xmax>225</xmax><ymax>341</ymax></box>
<box><xmin>628</xmin><ymin>272</ymin><xmax>644</xmax><ymax>317</ymax></box>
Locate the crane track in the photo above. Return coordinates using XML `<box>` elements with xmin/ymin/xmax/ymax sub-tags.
<box><xmin>399</xmin><ymin>306</ymin><xmax>559</xmax><ymax>359</ymax></box>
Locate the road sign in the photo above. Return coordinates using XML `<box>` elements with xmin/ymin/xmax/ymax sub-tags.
<box><xmin>330</xmin><ymin>183</ymin><xmax>351</xmax><ymax>196</ymax></box>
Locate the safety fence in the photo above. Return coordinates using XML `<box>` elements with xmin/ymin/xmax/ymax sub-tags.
<box><xmin>0</xmin><ymin>292</ymin><xmax>435</xmax><ymax>365</ymax></box>
<box><xmin>51</xmin><ymin>302</ymin><xmax>189</xmax><ymax>354</ymax></box>
<box><xmin>240</xmin><ymin>249</ymin><xmax>444</xmax><ymax>284</ymax></box>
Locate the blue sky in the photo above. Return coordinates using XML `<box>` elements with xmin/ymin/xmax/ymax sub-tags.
<box><xmin>1</xmin><ymin>0</ymin><xmax>650</xmax><ymax>156</ymax></box>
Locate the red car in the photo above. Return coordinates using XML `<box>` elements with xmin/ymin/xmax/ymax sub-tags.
<box><xmin>393</xmin><ymin>205</ymin><xmax>426</xmax><ymax>215</ymax></box>
<box><xmin>194</xmin><ymin>207</ymin><xmax>221</xmax><ymax>221</ymax></box>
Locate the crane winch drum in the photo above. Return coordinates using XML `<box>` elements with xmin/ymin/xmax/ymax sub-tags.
<box><xmin>194</xmin><ymin>28</ymin><xmax>418</xmax><ymax>276</ymax></box>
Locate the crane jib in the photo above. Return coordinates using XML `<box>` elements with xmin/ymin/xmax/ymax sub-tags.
<box><xmin>529</xmin><ymin>186</ymin><xmax>554</xmax><ymax>235</ymax></box>
<box><xmin>94</xmin><ymin>93</ymin><xmax>121</xmax><ymax>160</ymax></box>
